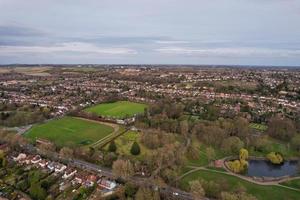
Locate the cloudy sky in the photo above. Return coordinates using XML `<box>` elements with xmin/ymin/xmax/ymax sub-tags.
<box><xmin>0</xmin><ymin>0</ymin><xmax>300</xmax><ymax>66</ymax></box>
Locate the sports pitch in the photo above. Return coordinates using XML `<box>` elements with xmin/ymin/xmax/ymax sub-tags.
<box><xmin>25</xmin><ymin>117</ymin><xmax>114</xmax><ymax>147</ymax></box>
<box><xmin>84</xmin><ymin>101</ymin><xmax>147</xmax><ymax>119</ymax></box>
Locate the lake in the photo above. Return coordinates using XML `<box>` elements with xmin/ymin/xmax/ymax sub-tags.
<box><xmin>247</xmin><ymin>160</ymin><xmax>299</xmax><ymax>177</ymax></box>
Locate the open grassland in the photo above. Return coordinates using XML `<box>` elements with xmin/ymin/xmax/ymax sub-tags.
<box><xmin>14</xmin><ymin>67</ymin><xmax>52</xmax><ymax>76</ymax></box>
<box><xmin>281</xmin><ymin>179</ymin><xmax>300</xmax><ymax>190</ymax></box>
<box><xmin>84</xmin><ymin>101</ymin><xmax>147</xmax><ymax>119</ymax></box>
<box><xmin>179</xmin><ymin>169</ymin><xmax>300</xmax><ymax>200</ymax></box>
<box><xmin>249</xmin><ymin>123</ymin><xmax>268</xmax><ymax>131</ymax></box>
<box><xmin>25</xmin><ymin>117</ymin><xmax>114</xmax><ymax>147</ymax></box>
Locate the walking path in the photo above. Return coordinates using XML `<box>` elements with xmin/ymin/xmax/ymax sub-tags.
<box><xmin>178</xmin><ymin>156</ymin><xmax>300</xmax><ymax>193</ymax></box>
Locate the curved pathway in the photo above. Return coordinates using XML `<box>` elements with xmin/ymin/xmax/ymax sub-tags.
<box><xmin>178</xmin><ymin>154</ymin><xmax>300</xmax><ymax>193</ymax></box>
<box><xmin>179</xmin><ymin>166</ymin><xmax>300</xmax><ymax>192</ymax></box>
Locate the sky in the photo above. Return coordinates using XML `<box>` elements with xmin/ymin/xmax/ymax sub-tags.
<box><xmin>0</xmin><ymin>0</ymin><xmax>300</xmax><ymax>66</ymax></box>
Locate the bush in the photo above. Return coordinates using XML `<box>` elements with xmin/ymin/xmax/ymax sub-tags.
<box><xmin>124</xmin><ymin>183</ymin><xmax>138</xmax><ymax>197</ymax></box>
<box><xmin>130</xmin><ymin>141</ymin><xmax>141</xmax><ymax>155</ymax></box>
<box><xmin>108</xmin><ymin>141</ymin><xmax>117</xmax><ymax>152</ymax></box>
<box><xmin>266</xmin><ymin>152</ymin><xmax>283</xmax><ymax>164</ymax></box>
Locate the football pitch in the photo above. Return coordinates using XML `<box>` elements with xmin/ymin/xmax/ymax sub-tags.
<box><xmin>84</xmin><ymin>101</ymin><xmax>147</xmax><ymax>119</ymax></box>
<box><xmin>25</xmin><ymin>117</ymin><xmax>114</xmax><ymax>147</ymax></box>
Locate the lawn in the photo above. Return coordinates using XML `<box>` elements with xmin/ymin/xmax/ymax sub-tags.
<box><xmin>179</xmin><ymin>169</ymin><xmax>300</xmax><ymax>200</ymax></box>
<box><xmin>250</xmin><ymin>136</ymin><xmax>298</xmax><ymax>158</ymax></box>
<box><xmin>84</xmin><ymin>101</ymin><xmax>147</xmax><ymax>119</ymax></box>
<box><xmin>105</xmin><ymin>130</ymin><xmax>151</xmax><ymax>160</ymax></box>
<box><xmin>25</xmin><ymin>117</ymin><xmax>114</xmax><ymax>147</ymax></box>
<box><xmin>281</xmin><ymin>178</ymin><xmax>300</xmax><ymax>189</ymax></box>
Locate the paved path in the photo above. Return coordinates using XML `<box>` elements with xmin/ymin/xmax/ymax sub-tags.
<box><xmin>179</xmin><ymin>165</ymin><xmax>300</xmax><ymax>192</ymax></box>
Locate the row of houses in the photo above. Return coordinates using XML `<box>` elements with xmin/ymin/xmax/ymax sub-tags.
<box><xmin>12</xmin><ymin>153</ymin><xmax>117</xmax><ymax>192</ymax></box>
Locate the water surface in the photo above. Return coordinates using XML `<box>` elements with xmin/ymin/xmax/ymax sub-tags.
<box><xmin>246</xmin><ymin>160</ymin><xmax>299</xmax><ymax>177</ymax></box>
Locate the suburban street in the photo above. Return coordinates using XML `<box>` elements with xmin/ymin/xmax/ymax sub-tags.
<box><xmin>72</xmin><ymin>159</ymin><xmax>196</xmax><ymax>200</ymax></box>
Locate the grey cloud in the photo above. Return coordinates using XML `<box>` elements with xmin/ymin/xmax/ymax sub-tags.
<box><xmin>0</xmin><ymin>25</ymin><xmax>44</xmax><ymax>37</ymax></box>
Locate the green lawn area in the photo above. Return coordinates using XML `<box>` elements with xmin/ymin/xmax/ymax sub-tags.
<box><xmin>179</xmin><ymin>169</ymin><xmax>300</xmax><ymax>200</ymax></box>
<box><xmin>25</xmin><ymin>117</ymin><xmax>114</xmax><ymax>147</ymax></box>
<box><xmin>84</xmin><ymin>101</ymin><xmax>147</xmax><ymax>119</ymax></box>
<box><xmin>249</xmin><ymin>123</ymin><xmax>268</xmax><ymax>132</ymax></box>
<box><xmin>281</xmin><ymin>179</ymin><xmax>300</xmax><ymax>189</ymax></box>
<box><xmin>105</xmin><ymin>130</ymin><xmax>150</xmax><ymax>160</ymax></box>
<box><xmin>250</xmin><ymin>136</ymin><xmax>298</xmax><ymax>158</ymax></box>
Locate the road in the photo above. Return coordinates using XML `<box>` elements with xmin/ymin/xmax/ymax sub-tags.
<box><xmin>23</xmin><ymin>144</ymin><xmax>204</xmax><ymax>200</ymax></box>
<box><xmin>72</xmin><ymin>159</ymin><xmax>197</xmax><ymax>200</ymax></box>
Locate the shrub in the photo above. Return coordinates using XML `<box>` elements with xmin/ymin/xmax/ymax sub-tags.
<box><xmin>130</xmin><ymin>141</ymin><xmax>141</xmax><ymax>155</ymax></box>
<box><xmin>108</xmin><ymin>141</ymin><xmax>117</xmax><ymax>152</ymax></box>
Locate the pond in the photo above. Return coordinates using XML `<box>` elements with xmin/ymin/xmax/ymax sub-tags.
<box><xmin>246</xmin><ymin>160</ymin><xmax>299</xmax><ymax>177</ymax></box>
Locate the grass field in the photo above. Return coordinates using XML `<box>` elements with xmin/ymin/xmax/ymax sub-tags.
<box><xmin>281</xmin><ymin>179</ymin><xmax>300</xmax><ymax>189</ymax></box>
<box><xmin>84</xmin><ymin>101</ymin><xmax>147</xmax><ymax>119</ymax></box>
<box><xmin>249</xmin><ymin>136</ymin><xmax>298</xmax><ymax>158</ymax></box>
<box><xmin>105</xmin><ymin>130</ymin><xmax>150</xmax><ymax>160</ymax></box>
<box><xmin>25</xmin><ymin>117</ymin><xmax>114</xmax><ymax>147</ymax></box>
<box><xmin>179</xmin><ymin>169</ymin><xmax>300</xmax><ymax>200</ymax></box>
<box><xmin>249</xmin><ymin>123</ymin><xmax>268</xmax><ymax>131</ymax></box>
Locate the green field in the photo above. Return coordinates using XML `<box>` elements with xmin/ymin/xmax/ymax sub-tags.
<box><xmin>84</xmin><ymin>101</ymin><xmax>147</xmax><ymax>119</ymax></box>
<box><xmin>25</xmin><ymin>117</ymin><xmax>114</xmax><ymax>147</ymax></box>
<box><xmin>179</xmin><ymin>169</ymin><xmax>300</xmax><ymax>200</ymax></box>
<box><xmin>281</xmin><ymin>179</ymin><xmax>300</xmax><ymax>189</ymax></box>
<box><xmin>105</xmin><ymin>130</ymin><xmax>151</xmax><ymax>160</ymax></box>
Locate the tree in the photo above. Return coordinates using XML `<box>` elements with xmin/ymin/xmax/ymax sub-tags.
<box><xmin>187</xmin><ymin>143</ymin><xmax>199</xmax><ymax>160</ymax></box>
<box><xmin>200</xmin><ymin>124</ymin><xmax>227</xmax><ymax>147</ymax></box>
<box><xmin>0</xmin><ymin>150</ymin><xmax>6</xmax><ymax>168</ymax></box>
<box><xmin>266</xmin><ymin>152</ymin><xmax>283</xmax><ymax>164</ymax></box>
<box><xmin>135</xmin><ymin>186</ymin><xmax>160</xmax><ymax>200</ymax></box>
<box><xmin>29</xmin><ymin>183</ymin><xmax>47</xmax><ymax>200</ymax></box>
<box><xmin>221</xmin><ymin>191</ymin><xmax>257</xmax><ymax>200</ymax></box>
<box><xmin>239</xmin><ymin>148</ymin><xmax>249</xmax><ymax>160</ymax></box>
<box><xmin>108</xmin><ymin>140</ymin><xmax>117</xmax><ymax>152</ymax></box>
<box><xmin>189</xmin><ymin>180</ymin><xmax>205</xmax><ymax>200</ymax></box>
<box><xmin>103</xmin><ymin>152</ymin><xmax>117</xmax><ymax>167</ymax></box>
<box><xmin>180</xmin><ymin>120</ymin><xmax>189</xmax><ymax>138</ymax></box>
<box><xmin>267</xmin><ymin>116</ymin><xmax>296</xmax><ymax>141</ymax></box>
<box><xmin>199</xmin><ymin>179</ymin><xmax>221</xmax><ymax>198</ymax></box>
<box><xmin>206</xmin><ymin>147</ymin><xmax>216</xmax><ymax>163</ymax></box>
<box><xmin>59</xmin><ymin>147</ymin><xmax>73</xmax><ymax>158</ymax></box>
<box><xmin>130</xmin><ymin>141</ymin><xmax>141</xmax><ymax>155</ymax></box>
<box><xmin>233</xmin><ymin>117</ymin><xmax>250</xmax><ymax>139</ymax></box>
<box><xmin>112</xmin><ymin>159</ymin><xmax>134</xmax><ymax>179</ymax></box>
<box><xmin>124</xmin><ymin>183</ymin><xmax>138</xmax><ymax>198</ymax></box>
<box><xmin>291</xmin><ymin>134</ymin><xmax>300</xmax><ymax>152</ymax></box>
<box><xmin>221</xmin><ymin>136</ymin><xmax>244</xmax><ymax>154</ymax></box>
<box><xmin>227</xmin><ymin>159</ymin><xmax>248</xmax><ymax>174</ymax></box>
